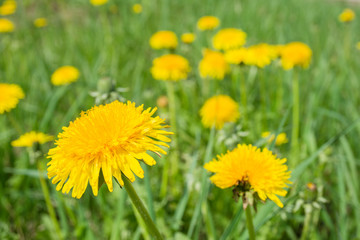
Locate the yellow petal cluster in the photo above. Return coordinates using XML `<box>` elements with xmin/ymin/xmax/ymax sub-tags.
<box><xmin>149</xmin><ymin>31</ymin><xmax>178</xmax><ymax>50</ymax></box>
<box><xmin>261</xmin><ymin>131</ymin><xmax>288</xmax><ymax>146</ymax></box>
<box><xmin>51</xmin><ymin>66</ymin><xmax>80</xmax><ymax>86</ymax></box>
<box><xmin>181</xmin><ymin>33</ymin><xmax>195</xmax><ymax>44</ymax></box>
<box><xmin>200</xmin><ymin>95</ymin><xmax>239</xmax><ymax>129</ymax></box>
<box><xmin>199</xmin><ymin>49</ymin><xmax>229</xmax><ymax>80</ymax></box>
<box><xmin>338</xmin><ymin>8</ymin><xmax>355</xmax><ymax>22</ymax></box>
<box><xmin>47</xmin><ymin>100</ymin><xmax>173</xmax><ymax>199</ymax></box>
<box><xmin>204</xmin><ymin>144</ymin><xmax>291</xmax><ymax>208</ymax></box>
<box><xmin>244</xmin><ymin>43</ymin><xmax>277</xmax><ymax>68</ymax></box>
<box><xmin>0</xmin><ymin>83</ymin><xmax>24</xmax><ymax>114</ymax></box>
<box><xmin>0</xmin><ymin>0</ymin><xmax>16</xmax><ymax>16</ymax></box>
<box><xmin>132</xmin><ymin>4</ymin><xmax>142</xmax><ymax>14</ymax></box>
<box><xmin>34</xmin><ymin>18</ymin><xmax>47</xmax><ymax>28</ymax></box>
<box><xmin>225</xmin><ymin>48</ymin><xmax>248</xmax><ymax>65</ymax></box>
<box><xmin>197</xmin><ymin>16</ymin><xmax>220</xmax><ymax>31</ymax></box>
<box><xmin>90</xmin><ymin>0</ymin><xmax>108</xmax><ymax>6</ymax></box>
<box><xmin>212</xmin><ymin>28</ymin><xmax>247</xmax><ymax>51</ymax></box>
<box><xmin>0</xmin><ymin>18</ymin><xmax>14</xmax><ymax>33</ymax></box>
<box><xmin>151</xmin><ymin>54</ymin><xmax>190</xmax><ymax>81</ymax></box>
<box><xmin>12</xmin><ymin>131</ymin><xmax>53</xmax><ymax>147</ymax></box>
<box><xmin>280</xmin><ymin>42</ymin><xmax>312</xmax><ymax>70</ymax></box>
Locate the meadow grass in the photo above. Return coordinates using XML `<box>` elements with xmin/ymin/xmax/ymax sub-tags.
<box><xmin>1</xmin><ymin>0</ymin><xmax>360</xmax><ymax>239</ymax></box>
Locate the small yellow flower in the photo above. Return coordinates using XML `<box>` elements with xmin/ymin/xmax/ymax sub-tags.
<box><xmin>0</xmin><ymin>0</ymin><xmax>16</xmax><ymax>16</ymax></box>
<box><xmin>33</xmin><ymin>18</ymin><xmax>47</xmax><ymax>28</ymax></box>
<box><xmin>199</xmin><ymin>49</ymin><xmax>229</xmax><ymax>80</ymax></box>
<box><xmin>204</xmin><ymin>144</ymin><xmax>291</xmax><ymax>208</ymax></box>
<box><xmin>244</xmin><ymin>43</ymin><xmax>277</xmax><ymax>68</ymax></box>
<box><xmin>90</xmin><ymin>0</ymin><xmax>108</xmax><ymax>6</ymax></box>
<box><xmin>213</xmin><ymin>28</ymin><xmax>247</xmax><ymax>51</ymax></box>
<box><xmin>51</xmin><ymin>66</ymin><xmax>80</xmax><ymax>86</ymax></box>
<box><xmin>132</xmin><ymin>3</ymin><xmax>142</xmax><ymax>14</ymax></box>
<box><xmin>149</xmin><ymin>31</ymin><xmax>178</xmax><ymax>50</ymax></box>
<box><xmin>339</xmin><ymin>8</ymin><xmax>355</xmax><ymax>22</ymax></box>
<box><xmin>225</xmin><ymin>48</ymin><xmax>248</xmax><ymax>65</ymax></box>
<box><xmin>280</xmin><ymin>42</ymin><xmax>312</xmax><ymax>70</ymax></box>
<box><xmin>356</xmin><ymin>42</ymin><xmax>360</xmax><ymax>50</ymax></box>
<box><xmin>0</xmin><ymin>83</ymin><xmax>24</xmax><ymax>114</ymax></box>
<box><xmin>200</xmin><ymin>95</ymin><xmax>239</xmax><ymax>129</ymax></box>
<box><xmin>181</xmin><ymin>33</ymin><xmax>195</xmax><ymax>44</ymax></box>
<box><xmin>151</xmin><ymin>54</ymin><xmax>190</xmax><ymax>81</ymax></box>
<box><xmin>12</xmin><ymin>131</ymin><xmax>53</xmax><ymax>147</ymax></box>
<box><xmin>47</xmin><ymin>100</ymin><xmax>172</xmax><ymax>199</ymax></box>
<box><xmin>197</xmin><ymin>16</ymin><xmax>220</xmax><ymax>31</ymax></box>
<box><xmin>261</xmin><ymin>131</ymin><xmax>288</xmax><ymax>146</ymax></box>
<box><xmin>0</xmin><ymin>18</ymin><xmax>14</xmax><ymax>33</ymax></box>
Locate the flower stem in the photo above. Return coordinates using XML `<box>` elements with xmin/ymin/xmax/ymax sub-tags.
<box><xmin>291</xmin><ymin>69</ymin><xmax>300</xmax><ymax>163</ymax></box>
<box><xmin>245</xmin><ymin>206</ymin><xmax>256</xmax><ymax>240</ymax></box>
<box><xmin>123</xmin><ymin>176</ymin><xmax>163</xmax><ymax>240</ymax></box>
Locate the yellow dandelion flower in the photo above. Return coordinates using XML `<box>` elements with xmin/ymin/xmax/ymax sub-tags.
<box><xmin>213</xmin><ymin>28</ymin><xmax>247</xmax><ymax>51</ymax></box>
<box><xmin>261</xmin><ymin>131</ymin><xmax>288</xmax><ymax>146</ymax></box>
<box><xmin>199</xmin><ymin>49</ymin><xmax>229</xmax><ymax>80</ymax></box>
<box><xmin>151</xmin><ymin>54</ymin><xmax>190</xmax><ymax>81</ymax></box>
<box><xmin>200</xmin><ymin>95</ymin><xmax>239</xmax><ymax>129</ymax></box>
<box><xmin>272</xmin><ymin>44</ymin><xmax>285</xmax><ymax>57</ymax></box>
<box><xmin>33</xmin><ymin>18</ymin><xmax>47</xmax><ymax>28</ymax></box>
<box><xmin>244</xmin><ymin>43</ymin><xmax>277</xmax><ymax>68</ymax></box>
<box><xmin>12</xmin><ymin>131</ymin><xmax>53</xmax><ymax>147</ymax></box>
<box><xmin>0</xmin><ymin>83</ymin><xmax>24</xmax><ymax>114</ymax></box>
<box><xmin>356</xmin><ymin>42</ymin><xmax>360</xmax><ymax>50</ymax></box>
<box><xmin>197</xmin><ymin>16</ymin><xmax>220</xmax><ymax>31</ymax></box>
<box><xmin>149</xmin><ymin>30</ymin><xmax>178</xmax><ymax>50</ymax></box>
<box><xmin>47</xmin><ymin>100</ymin><xmax>173</xmax><ymax>199</ymax></box>
<box><xmin>0</xmin><ymin>18</ymin><xmax>14</xmax><ymax>33</ymax></box>
<box><xmin>339</xmin><ymin>8</ymin><xmax>355</xmax><ymax>23</ymax></box>
<box><xmin>51</xmin><ymin>66</ymin><xmax>80</xmax><ymax>86</ymax></box>
<box><xmin>204</xmin><ymin>144</ymin><xmax>291</xmax><ymax>208</ymax></box>
<box><xmin>0</xmin><ymin>0</ymin><xmax>16</xmax><ymax>16</ymax></box>
<box><xmin>181</xmin><ymin>33</ymin><xmax>195</xmax><ymax>44</ymax></box>
<box><xmin>132</xmin><ymin>3</ymin><xmax>142</xmax><ymax>14</ymax></box>
<box><xmin>225</xmin><ymin>48</ymin><xmax>248</xmax><ymax>65</ymax></box>
<box><xmin>280</xmin><ymin>42</ymin><xmax>312</xmax><ymax>70</ymax></box>
<box><xmin>90</xmin><ymin>0</ymin><xmax>108</xmax><ymax>6</ymax></box>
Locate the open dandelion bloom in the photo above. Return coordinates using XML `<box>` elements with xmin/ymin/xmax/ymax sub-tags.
<box><xmin>181</xmin><ymin>33</ymin><xmax>195</xmax><ymax>44</ymax></box>
<box><xmin>339</xmin><ymin>8</ymin><xmax>355</xmax><ymax>22</ymax></box>
<box><xmin>51</xmin><ymin>66</ymin><xmax>80</xmax><ymax>86</ymax></box>
<box><xmin>197</xmin><ymin>16</ymin><xmax>220</xmax><ymax>31</ymax></box>
<box><xmin>261</xmin><ymin>132</ymin><xmax>288</xmax><ymax>146</ymax></box>
<box><xmin>200</xmin><ymin>95</ymin><xmax>239</xmax><ymax>129</ymax></box>
<box><xmin>90</xmin><ymin>0</ymin><xmax>108</xmax><ymax>6</ymax></box>
<box><xmin>204</xmin><ymin>144</ymin><xmax>291</xmax><ymax>208</ymax></box>
<box><xmin>149</xmin><ymin>31</ymin><xmax>178</xmax><ymax>50</ymax></box>
<box><xmin>0</xmin><ymin>18</ymin><xmax>14</xmax><ymax>33</ymax></box>
<box><xmin>34</xmin><ymin>18</ymin><xmax>47</xmax><ymax>28</ymax></box>
<box><xmin>47</xmin><ymin>100</ymin><xmax>172</xmax><ymax>198</ymax></box>
<box><xmin>244</xmin><ymin>43</ymin><xmax>277</xmax><ymax>68</ymax></box>
<box><xmin>132</xmin><ymin>4</ymin><xmax>142</xmax><ymax>14</ymax></box>
<box><xmin>12</xmin><ymin>131</ymin><xmax>53</xmax><ymax>147</ymax></box>
<box><xmin>199</xmin><ymin>49</ymin><xmax>229</xmax><ymax>80</ymax></box>
<box><xmin>212</xmin><ymin>28</ymin><xmax>247</xmax><ymax>51</ymax></box>
<box><xmin>280</xmin><ymin>42</ymin><xmax>312</xmax><ymax>70</ymax></box>
<box><xmin>151</xmin><ymin>54</ymin><xmax>190</xmax><ymax>81</ymax></box>
<box><xmin>0</xmin><ymin>0</ymin><xmax>16</xmax><ymax>16</ymax></box>
<box><xmin>225</xmin><ymin>48</ymin><xmax>248</xmax><ymax>65</ymax></box>
<box><xmin>0</xmin><ymin>83</ymin><xmax>24</xmax><ymax>114</ymax></box>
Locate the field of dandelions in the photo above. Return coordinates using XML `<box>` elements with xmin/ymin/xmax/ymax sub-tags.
<box><xmin>1</xmin><ymin>0</ymin><xmax>360</xmax><ymax>239</ymax></box>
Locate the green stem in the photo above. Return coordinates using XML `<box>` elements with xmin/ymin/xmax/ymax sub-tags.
<box><xmin>123</xmin><ymin>176</ymin><xmax>163</xmax><ymax>240</ymax></box>
<box><xmin>291</xmin><ymin>69</ymin><xmax>300</xmax><ymax>163</ymax></box>
<box><xmin>300</xmin><ymin>205</ymin><xmax>312</xmax><ymax>240</ymax></box>
<box><xmin>6</xmin><ymin>112</ymin><xmax>22</xmax><ymax>134</ymax></box>
<box><xmin>239</xmin><ymin>67</ymin><xmax>247</xmax><ymax>127</ymax></box>
<box><xmin>245</xmin><ymin>206</ymin><xmax>256</xmax><ymax>240</ymax></box>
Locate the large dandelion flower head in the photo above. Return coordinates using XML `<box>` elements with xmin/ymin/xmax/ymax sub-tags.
<box><xmin>90</xmin><ymin>0</ymin><xmax>108</xmax><ymax>6</ymax></box>
<box><xmin>47</xmin><ymin>100</ymin><xmax>173</xmax><ymax>199</ymax></box>
<box><xmin>204</xmin><ymin>144</ymin><xmax>291</xmax><ymax>208</ymax></box>
<box><xmin>0</xmin><ymin>83</ymin><xmax>24</xmax><ymax>114</ymax></box>
<box><xmin>149</xmin><ymin>31</ymin><xmax>178</xmax><ymax>50</ymax></box>
<box><xmin>12</xmin><ymin>131</ymin><xmax>53</xmax><ymax>147</ymax></box>
<box><xmin>280</xmin><ymin>42</ymin><xmax>312</xmax><ymax>70</ymax></box>
<box><xmin>212</xmin><ymin>28</ymin><xmax>247</xmax><ymax>51</ymax></box>
<box><xmin>0</xmin><ymin>18</ymin><xmax>14</xmax><ymax>33</ymax></box>
<box><xmin>339</xmin><ymin>8</ymin><xmax>355</xmax><ymax>22</ymax></box>
<box><xmin>181</xmin><ymin>33</ymin><xmax>196</xmax><ymax>44</ymax></box>
<box><xmin>197</xmin><ymin>16</ymin><xmax>220</xmax><ymax>31</ymax></box>
<box><xmin>0</xmin><ymin>0</ymin><xmax>16</xmax><ymax>16</ymax></box>
<box><xmin>200</xmin><ymin>95</ymin><xmax>239</xmax><ymax>129</ymax></box>
<box><xmin>225</xmin><ymin>48</ymin><xmax>248</xmax><ymax>65</ymax></box>
<box><xmin>51</xmin><ymin>66</ymin><xmax>80</xmax><ymax>86</ymax></box>
<box><xmin>151</xmin><ymin>54</ymin><xmax>190</xmax><ymax>81</ymax></box>
<box><xmin>199</xmin><ymin>49</ymin><xmax>229</xmax><ymax>80</ymax></box>
<box><xmin>244</xmin><ymin>43</ymin><xmax>277</xmax><ymax>68</ymax></box>
<box><xmin>261</xmin><ymin>131</ymin><xmax>288</xmax><ymax>146</ymax></box>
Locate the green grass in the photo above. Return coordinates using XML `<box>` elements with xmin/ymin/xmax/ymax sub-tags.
<box><xmin>1</xmin><ymin>0</ymin><xmax>360</xmax><ymax>239</ymax></box>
